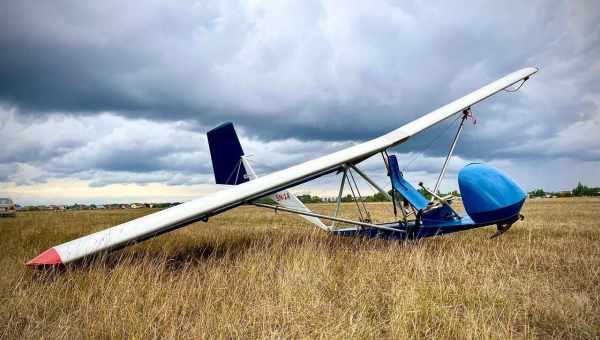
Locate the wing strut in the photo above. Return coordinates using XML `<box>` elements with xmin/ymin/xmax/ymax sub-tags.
<box><xmin>331</xmin><ymin>162</ymin><xmax>394</xmax><ymax>230</ymax></box>
<box><xmin>331</xmin><ymin>167</ymin><xmax>347</xmax><ymax>229</ymax></box>
<box><xmin>332</xmin><ymin>165</ymin><xmax>372</xmax><ymax>228</ymax></box>
<box><xmin>346</xmin><ymin>168</ymin><xmax>371</xmax><ymax>222</ymax></box>
<box><xmin>349</xmin><ymin>165</ymin><xmax>393</xmax><ymax>201</ymax></box>
<box><xmin>432</xmin><ymin>108</ymin><xmax>474</xmax><ymax>194</ymax></box>
<box><xmin>252</xmin><ymin>202</ymin><xmax>405</xmax><ymax>234</ymax></box>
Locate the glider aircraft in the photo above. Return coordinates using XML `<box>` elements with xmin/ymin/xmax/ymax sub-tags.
<box><xmin>27</xmin><ymin>67</ymin><xmax>538</xmax><ymax>266</ymax></box>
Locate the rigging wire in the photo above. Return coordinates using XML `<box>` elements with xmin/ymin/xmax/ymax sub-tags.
<box><xmin>234</xmin><ymin>159</ymin><xmax>242</xmax><ymax>185</ymax></box>
<box><xmin>503</xmin><ymin>77</ymin><xmax>528</xmax><ymax>92</ymax></box>
<box><xmin>348</xmin><ymin>169</ymin><xmax>371</xmax><ymax>221</ymax></box>
<box><xmin>381</xmin><ymin>151</ymin><xmax>390</xmax><ymax>173</ymax></box>
<box><xmin>401</xmin><ymin>114</ymin><xmax>463</xmax><ymax>172</ymax></box>
<box><xmin>224</xmin><ymin>159</ymin><xmax>243</xmax><ymax>185</ymax></box>
<box><xmin>345</xmin><ymin>170</ymin><xmax>365</xmax><ymax>222</ymax></box>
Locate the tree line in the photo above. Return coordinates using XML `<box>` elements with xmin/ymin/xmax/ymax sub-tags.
<box><xmin>296</xmin><ymin>189</ymin><xmax>459</xmax><ymax>204</ymax></box>
<box><xmin>528</xmin><ymin>182</ymin><xmax>599</xmax><ymax>198</ymax></box>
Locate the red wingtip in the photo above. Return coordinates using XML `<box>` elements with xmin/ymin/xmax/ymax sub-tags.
<box><xmin>26</xmin><ymin>248</ymin><xmax>62</xmax><ymax>266</ymax></box>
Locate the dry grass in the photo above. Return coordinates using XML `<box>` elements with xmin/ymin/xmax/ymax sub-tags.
<box><xmin>1</xmin><ymin>198</ymin><xmax>599</xmax><ymax>339</ymax></box>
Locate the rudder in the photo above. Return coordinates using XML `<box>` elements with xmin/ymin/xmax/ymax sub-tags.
<box><xmin>207</xmin><ymin>122</ymin><xmax>249</xmax><ymax>185</ymax></box>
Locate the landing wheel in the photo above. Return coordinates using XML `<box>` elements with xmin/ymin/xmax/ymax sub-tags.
<box><xmin>490</xmin><ymin>223</ymin><xmax>512</xmax><ymax>239</ymax></box>
<box><xmin>490</xmin><ymin>214</ymin><xmax>524</xmax><ymax>239</ymax></box>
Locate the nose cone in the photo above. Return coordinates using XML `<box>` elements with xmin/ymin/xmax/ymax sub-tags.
<box><xmin>458</xmin><ymin>163</ymin><xmax>526</xmax><ymax>224</ymax></box>
<box><xmin>26</xmin><ymin>248</ymin><xmax>62</xmax><ymax>266</ymax></box>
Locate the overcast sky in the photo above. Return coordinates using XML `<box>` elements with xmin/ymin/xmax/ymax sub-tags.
<box><xmin>1</xmin><ymin>1</ymin><xmax>599</xmax><ymax>205</ymax></box>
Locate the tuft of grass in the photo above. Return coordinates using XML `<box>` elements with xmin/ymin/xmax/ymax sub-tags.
<box><xmin>1</xmin><ymin>198</ymin><xmax>599</xmax><ymax>339</ymax></box>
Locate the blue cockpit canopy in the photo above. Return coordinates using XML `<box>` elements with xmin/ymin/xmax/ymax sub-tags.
<box><xmin>458</xmin><ymin>163</ymin><xmax>526</xmax><ymax>224</ymax></box>
<box><xmin>387</xmin><ymin>156</ymin><xmax>526</xmax><ymax>226</ymax></box>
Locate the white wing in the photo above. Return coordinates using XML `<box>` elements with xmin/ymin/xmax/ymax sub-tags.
<box><xmin>27</xmin><ymin>67</ymin><xmax>538</xmax><ymax>265</ymax></box>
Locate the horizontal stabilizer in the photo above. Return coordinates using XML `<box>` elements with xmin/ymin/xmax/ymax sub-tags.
<box><xmin>241</xmin><ymin>156</ymin><xmax>328</xmax><ymax>230</ymax></box>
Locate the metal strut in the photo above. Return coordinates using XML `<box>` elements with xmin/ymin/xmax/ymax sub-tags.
<box><xmin>332</xmin><ymin>163</ymin><xmax>389</xmax><ymax>229</ymax></box>
<box><xmin>350</xmin><ymin>163</ymin><xmax>404</xmax><ymax>221</ymax></box>
<box><xmin>350</xmin><ymin>164</ymin><xmax>393</xmax><ymax>201</ymax></box>
<box><xmin>346</xmin><ymin>168</ymin><xmax>369</xmax><ymax>222</ymax></box>
<box><xmin>331</xmin><ymin>167</ymin><xmax>347</xmax><ymax>229</ymax></box>
<box><xmin>252</xmin><ymin>202</ymin><xmax>405</xmax><ymax>233</ymax></box>
<box><xmin>432</xmin><ymin>109</ymin><xmax>471</xmax><ymax>194</ymax></box>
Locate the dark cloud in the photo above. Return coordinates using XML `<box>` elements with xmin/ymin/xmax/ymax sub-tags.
<box><xmin>0</xmin><ymin>1</ymin><xmax>599</xmax><ymax>195</ymax></box>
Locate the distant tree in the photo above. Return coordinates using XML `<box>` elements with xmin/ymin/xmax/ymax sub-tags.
<box><xmin>572</xmin><ymin>182</ymin><xmax>599</xmax><ymax>197</ymax></box>
<box><xmin>528</xmin><ymin>188</ymin><xmax>546</xmax><ymax>198</ymax></box>
<box><xmin>417</xmin><ymin>188</ymin><xmax>432</xmax><ymax>200</ymax></box>
<box><xmin>297</xmin><ymin>194</ymin><xmax>322</xmax><ymax>204</ymax></box>
<box><xmin>365</xmin><ymin>192</ymin><xmax>388</xmax><ymax>202</ymax></box>
<box><xmin>256</xmin><ymin>197</ymin><xmax>277</xmax><ymax>205</ymax></box>
<box><xmin>341</xmin><ymin>194</ymin><xmax>354</xmax><ymax>203</ymax></box>
<box><xmin>371</xmin><ymin>192</ymin><xmax>389</xmax><ymax>202</ymax></box>
<box><xmin>573</xmin><ymin>182</ymin><xmax>584</xmax><ymax>196</ymax></box>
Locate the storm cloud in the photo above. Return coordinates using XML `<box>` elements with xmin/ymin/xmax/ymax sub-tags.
<box><xmin>0</xmin><ymin>0</ymin><xmax>599</xmax><ymax>203</ymax></box>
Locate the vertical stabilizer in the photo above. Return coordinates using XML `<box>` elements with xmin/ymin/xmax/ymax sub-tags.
<box><xmin>206</xmin><ymin>122</ymin><xmax>328</xmax><ymax>231</ymax></box>
<box><xmin>207</xmin><ymin>122</ymin><xmax>249</xmax><ymax>185</ymax></box>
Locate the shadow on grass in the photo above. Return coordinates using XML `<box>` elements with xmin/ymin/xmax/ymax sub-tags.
<box><xmin>28</xmin><ymin>230</ymin><xmax>422</xmax><ymax>276</ymax></box>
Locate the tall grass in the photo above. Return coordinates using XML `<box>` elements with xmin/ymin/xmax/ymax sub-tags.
<box><xmin>1</xmin><ymin>199</ymin><xmax>599</xmax><ymax>339</ymax></box>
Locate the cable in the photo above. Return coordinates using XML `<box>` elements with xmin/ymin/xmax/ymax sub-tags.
<box><xmin>345</xmin><ymin>170</ymin><xmax>365</xmax><ymax>222</ymax></box>
<box><xmin>503</xmin><ymin>77</ymin><xmax>528</xmax><ymax>92</ymax></box>
<box><xmin>348</xmin><ymin>169</ymin><xmax>370</xmax><ymax>219</ymax></box>
<box><xmin>234</xmin><ymin>160</ymin><xmax>242</xmax><ymax>184</ymax></box>
<box><xmin>401</xmin><ymin>114</ymin><xmax>463</xmax><ymax>172</ymax></box>
<box><xmin>224</xmin><ymin>159</ymin><xmax>242</xmax><ymax>185</ymax></box>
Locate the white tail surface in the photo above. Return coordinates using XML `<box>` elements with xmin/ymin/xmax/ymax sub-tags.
<box><xmin>241</xmin><ymin>156</ymin><xmax>329</xmax><ymax>231</ymax></box>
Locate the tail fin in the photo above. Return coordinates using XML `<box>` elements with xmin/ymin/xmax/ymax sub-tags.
<box><xmin>206</xmin><ymin>122</ymin><xmax>249</xmax><ymax>185</ymax></box>
<box><xmin>207</xmin><ymin>122</ymin><xmax>328</xmax><ymax>231</ymax></box>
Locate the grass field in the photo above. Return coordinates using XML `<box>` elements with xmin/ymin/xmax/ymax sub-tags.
<box><xmin>1</xmin><ymin>198</ymin><xmax>599</xmax><ymax>339</ymax></box>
